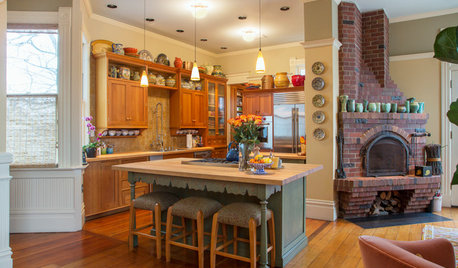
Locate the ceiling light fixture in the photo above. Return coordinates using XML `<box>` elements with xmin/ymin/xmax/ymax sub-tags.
<box><xmin>176</xmin><ymin>29</ymin><xmax>184</xmax><ymax>33</ymax></box>
<box><xmin>238</xmin><ymin>16</ymin><xmax>247</xmax><ymax>20</ymax></box>
<box><xmin>242</xmin><ymin>29</ymin><xmax>257</xmax><ymax>42</ymax></box>
<box><xmin>107</xmin><ymin>4</ymin><xmax>117</xmax><ymax>9</ymax></box>
<box><xmin>145</xmin><ymin>18</ymin><xmax>155</xmax><ymax>22</ymax></box>
<box><xmin>220</xmin><ymin>47</ymin><xmax>228</xmax><ymax>50</ymax></box>
<box><xmin>280</xmin><ymin>6</ymin><xmax>290</xmax><ymax>11</ymax></box>
<box><xmin>140</xmin><ymin>0</ymin><xmax>149</xmax><ymax>87</ymax></box>
<box><xmin>255</xmin><ymin>0</ymin><xmax>265</xmax><ymax>74</ymax></box>
<box><xmin>190</xmin><ymin>2</ymin><xmax>208</xmax><ymax>19</ymax></box>
<box><xmin>190</xmin><ymin>1</ymin><xmax>200</xmax><ymax>81</ymax></box>
<box><xmin>200</xmin><ymin>38</ymin><xmax>208</xmax><ymax>42</ymax></box>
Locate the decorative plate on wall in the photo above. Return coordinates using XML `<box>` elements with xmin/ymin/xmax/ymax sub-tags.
<box><xmin>312</xmin><ymin>62</ymin><xmax>325</xmax><ymax>75</ymax></box>
<box><xmin>313</xmin><ymin>128</ymin><xmax>326</xmax><ymax>141</ymax></box>
<box><xmin>312</xmin><ymin>77</ymin><xmax>325</xmax><ymax>90</ymax></box>
<box><xmin>312</xmin><ymin>111</ymin><xmax>326</xmax><ymax>124</ymax></box>
<box><xmin>312</xmin><ymin>94</ymin><xmax>325</xmax><ymax>107</ymax></box>
<box><xmin>139</xmin><ymin>50</ymin><xmax>153</xmax><ymax>61</ymax></box>
<box><xmin>155</xmin><ymin>53</ymin><xmax>170</xmax><ymax>66</ymax></box>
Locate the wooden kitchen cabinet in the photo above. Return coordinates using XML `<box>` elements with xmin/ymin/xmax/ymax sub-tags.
<box><xmin>243</xmin><ymin>91</ymin><xmax>272</xmax><ymax>116</ymax></box>
<box><xmin>206</xmin><ymin>78</ymin><xmax>227</xmax><ymax>147</ymax></box>
<box><xmin>118</xmin><ymin>157</ymin><xmax>150</xmax><ymax>207</ymax></box>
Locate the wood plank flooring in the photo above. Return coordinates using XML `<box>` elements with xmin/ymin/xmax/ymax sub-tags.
<box><xmin>10</xmin><ymin>208</ymin><xmax>457</xmax><ymax>268</ymax></box>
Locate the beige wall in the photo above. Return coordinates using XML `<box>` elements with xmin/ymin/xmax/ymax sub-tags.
<box><xmin>304</xmin><ymin>0</ymin><xmax>337</xmax><ymax>41</ymax></box>
<box><xmin>389</xmin><ymin>13</ymin><xmax>458</xmax><ymax>56</ymax></box>
<box><xmin>7</xmin><ymin>0</ymin><xmax>72</xmax><ymax>11</ymax></box>
<box><xmin>390</xmin><ymin>58</ymin><xmax>441</xmax><ymax>144</ymax></box>
<box><xmin>0</xmin><ymin>1</ymin><xmax>6</xmax><ymax>152</ymax></box>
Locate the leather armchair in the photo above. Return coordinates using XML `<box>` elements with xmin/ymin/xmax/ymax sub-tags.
<box><xmin>358</xmin><ymin>235</ymin><xmax>455</xmax><ymax>268</ymax></box>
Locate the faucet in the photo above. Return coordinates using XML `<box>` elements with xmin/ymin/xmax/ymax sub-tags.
<box><xmin>153</xmin><ymin>102</ymin><xmax>164</xmax><ymax>151</ymax></box>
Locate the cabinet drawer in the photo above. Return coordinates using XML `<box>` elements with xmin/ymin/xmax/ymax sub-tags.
<box><xmin>120</xmin><ymin>187</ymin><xmax>149</xmax><ymax>206</ymax></box>
<box><xmin>120</xmin><ymin>179</ymin><xmax>149</xmax><ymax>190</ymax></box>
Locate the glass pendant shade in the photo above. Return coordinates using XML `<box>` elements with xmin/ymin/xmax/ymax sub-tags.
<box><xmin>255</xmin><ymin>49</ymin><xmax>265</xmax><ymax>74</ymax></box>
<box><xmin>191</xmin><ymin>62</ymin><xmax>200</xmax><ymax>81</ymax></box>
<box><xmin>140</xmin><ymin>70</ymin><xmax>149</xmax><ymax>87</ymax></box>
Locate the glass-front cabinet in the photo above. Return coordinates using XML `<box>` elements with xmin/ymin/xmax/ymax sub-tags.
<box><xmin>206</xmin><ymin>78</ymin><xmax>227</xmax><ymax>149</ymax></box>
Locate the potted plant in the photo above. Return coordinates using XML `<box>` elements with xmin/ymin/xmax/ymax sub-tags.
<box><xmin>228</xmin><ymin>114</ymin><xmax>264</xmax><ymax>170</ymax></box>
<box><xmin>83</xmin><ymin>116</ymin><xmax>102</xmax><ymax>158</ymax></box>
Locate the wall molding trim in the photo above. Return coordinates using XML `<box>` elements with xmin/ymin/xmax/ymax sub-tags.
<box><xmin>306</xmin><ymin>198</ymin><xmax>337</xmax><ymax>221</ymax></box>
<box><xmin>389</xmin><ymin>52</ymin><xmax>434</xmax><ymax>62</ymax></box>
<box><xmin>215</xmin><ymin>42</ymin><xmax>303</xmax><ymax>58</ymax></box>
<box><xmin>390</xmin><ymin>7</ymin><xmax>458</xmax><ymax>24</ymax></box>
<box><xmin>301</xmin><ymin>38</ymin><xmax>342</xmax><ymax>50</ymax></box>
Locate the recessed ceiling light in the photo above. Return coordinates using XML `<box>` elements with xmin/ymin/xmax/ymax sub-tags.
<box><xmin>220</xmin><ymin>47</ymin><xmax>227</xmax><ymax>50</ymax></box>
<box><xmin>190</xmin><ymin>2</ymin><xmax>209</xmax><ymax>19</ymax></box>
<box><xmin>238</xmin><ymin>16</ymin><xmax>247</xmax><ymax>20</ymax></box>
<box><xmin>145</xmin><ymin>18</ymin><xmax>155</xmax><ymax>22</ymax></box>
<box><xmin>176</xmin><ymin>29</ymin><xmax>184</xmax><ymax>33</ymax></box>
<box><xmin>280</xmin><ymin>6</ymin><xmax>290</xmax><ymax>11</ymax></box>
<box><xmin>200</xmin><ymin>38</ymin><xmax>208</xmax><ymax>42</ymax></box>
<box><xmin>107</xmin><ymin>4</ymin><xmax>117</xmax><ymax>9</ymax></box>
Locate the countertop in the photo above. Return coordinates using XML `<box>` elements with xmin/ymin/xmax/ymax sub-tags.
<box><xmin>112</xmin><ymin>158</ymin><xmax>322</xmax><ymax>186</ymax></box>
<box><xmin>272</xmin><ymin>152</ymin><xmax>306</xmax><ymax>160</ymax></box>
<box><xmin>85</xmin><ymin>147</ymin><xmax>214</xmax><ymax>162</ymax></box>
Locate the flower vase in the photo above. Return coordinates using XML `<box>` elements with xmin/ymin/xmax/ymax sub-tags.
<box><xmin>238</xmin><ymin>142</ymin><xmax>252</xmax><ymax>171</ymax></box>
<box><xmin>85</xmin><ymin>147</ymin><xmax>97</xmax><ymax>158</ymax></box>
<box><xmin>363</xmin><ymin>100</ymin><xmax>369</xmax><ymax>112</ymax></box>
<box><xmin>339</xmin><ymin>95</ymin><xmax>349</xmax><ymax>112</ymax></box>
<box><xmin>347</xmin><ymin>99</ymin><xmax>355</xmax><ymax>112</ymax></box>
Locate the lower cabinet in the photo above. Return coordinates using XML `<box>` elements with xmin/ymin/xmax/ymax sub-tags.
<box><xmin>83</xmin><ymin>157</ymin><xmax>149</xmax><ymax>219</ymax></box>
<box><xmin>212</xmin><ymin>147</ymin><xmax>227</xmax><ymax>158</ymax></box>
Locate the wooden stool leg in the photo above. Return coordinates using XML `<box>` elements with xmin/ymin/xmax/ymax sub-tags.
<box><xmin>210</xmin><ymin>212</ymin><xmax>219</xmax><ymax>268</ymax></box>
<box><xmin>233</xmin><ymin>226</ymin><xmax>238</xmax><ymax>255</ymax></box>
<box><xmin>268</xmin><ymin>214</ymin><xmax>276</xmax><ymax>267</ymax></box>
<box><xmin>222</xmin><ymin>224</ymin><xmax>228</xmax><ymax>252</ymax></box>
<box><xmin>154</xmin><ymin>203</ymin><xmax>162</xmax><ymax>259</ymax></box>
<box><xmin>181</xmin><ymin>217</ymin><xmax>186</xmax><ymax>243</ymax></box>
<box><xmin>192</xmin><ymin>220</ymin><xmax>197</xmax><ymax>246</ymax></box>
<box><xmin>128</xmin><ymin>202</ymin><xmax>135</xmax><ymax>251</ymax></box>
<box><xmin>249</xmin><ymin>218</ymin><xmax>257</xmax><ymax>268</ymax></box>
<box><xmin>196</xmin><ymin>210</ymin><xmax>205</xmax><ymax>268</ymax></box>
<box><xmin>165</xmin><ymin>207</ymin><xmax>173</xmax><ymax>262</ymax></box>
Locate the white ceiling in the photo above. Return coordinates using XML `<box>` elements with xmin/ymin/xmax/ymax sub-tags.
<box><xmin>88</xmin><ymin>0</ymin><xmax>458</xmax><ymax>54</ymax></box>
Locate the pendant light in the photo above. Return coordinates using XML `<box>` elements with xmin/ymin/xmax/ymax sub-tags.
<box><xmin>255</xmin><ymin>0</ymin><xmax>265</xmax><ymax>74</ymax></box>
<box><xmin>140</xmin><ymin>0</ymin><xmax>149</xmax><ymax>87</ymax></box>
<box><xmin>190</xmin><ymin>1</ymin><xmax>200</xmax><ymax>81</ymax></box>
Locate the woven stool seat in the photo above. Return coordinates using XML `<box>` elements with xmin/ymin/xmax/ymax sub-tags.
<box><xmin>133</xmin><ymin>192</ymin><xmax>179</xmax><ymax>211</ymax></box>
<box><xmin>171</xmin><ymin>196</ymin><xmax>222</xmax><ymax>219</ymax></box>
<box><xmin>216</xmin><ymin>202</ymin><xmax>272</xmax><ymax>228</ymax></box>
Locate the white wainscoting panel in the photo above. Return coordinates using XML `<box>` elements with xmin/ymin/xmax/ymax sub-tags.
<box><xmin>10</xmin><ymin>168</ymin><xmax>83</xmax><ymax>233</ymax></box>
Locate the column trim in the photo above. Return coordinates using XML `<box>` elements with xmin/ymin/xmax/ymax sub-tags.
<box><xmin>301</xmin><ymin>38</ymin><xmax>342</xmax><ymax>50</ymax></box>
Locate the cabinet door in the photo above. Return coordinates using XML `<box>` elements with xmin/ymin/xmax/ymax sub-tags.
<box><xmin>243</xmin><ymin>94</ymin><xmax>259</xmax><ymax>115</ymax></box>
<box><xmin>118</xmin><ymin>157</ymin><xmax>149</xmax><ymax>207</ymax></box>
<box><xmin>181</xmin><ymin>90</ymin><xmax>194</xmax><ymax>127</ymax></box>
<box><xmin>193</xmin><ymin>92</ymin><xmax>206</xmax><ymax>127</ymax></box>
<box><xmin>217</xmin><ymin>83</ymin><xmax>226</xmax><ymax>136</ymax></box>
<box><xmin>258</xmin><ymin>93</ymin><xmax>273</xmax><ymax>116</ymax></box>
<box><xmin>125</xmin><ymin>84</ymin><xmax>148</xmax><ymax>128</ymax></box>
<box><xmin>107</xmin><ymin>81</ymin><xmax>127</xmax><ymax>127</ymax></box>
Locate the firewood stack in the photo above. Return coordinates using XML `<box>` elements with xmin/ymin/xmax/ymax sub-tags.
<box><xmin>369</xmin><ymin>191</ymin><xmax>403</xmax><ymax>216</ymax></box>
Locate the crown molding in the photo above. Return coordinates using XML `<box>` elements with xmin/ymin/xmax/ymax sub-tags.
<box><xmin>301</xmin><ymin>38</ymin><xmax>342</xmax><ymax>50</ymax></box>
<box><xmin>389</xmin><ymin>52</ymin><xmax>434</xmax><ymax>62</ymax></box>
<box><xmin>303</xmin><ymin>0</ymin><xmax>341</xmax><ymax>5</ymax></box>
<box><xmin>389</xmin><ymin>7</ymin><xmax>458</xmax><ymax>23</ymax></box>
<box><xmin>215</xmin><ymin>42</ymin><xmax>303</xmax><ymax>58</ymax></box>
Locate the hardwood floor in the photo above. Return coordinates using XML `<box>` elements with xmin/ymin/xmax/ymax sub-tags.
<box><xmin>10</xmin><ymin>208</ymin><xmax>457</xmax><ymax>268</ymax></box>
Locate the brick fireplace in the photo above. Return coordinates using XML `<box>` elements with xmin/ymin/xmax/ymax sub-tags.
<box><xmin>335</xmin><ymin>2</ymin><xmax>440</xmax><ymax>219</ymax></box>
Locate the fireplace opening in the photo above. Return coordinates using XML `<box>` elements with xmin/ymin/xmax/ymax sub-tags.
<box><xmin>369</xmin><ymin>190</ymin><xmax>412</xmax><ymax>216</ymax></box>
<box><xmin>361</xmin><ymin>132</ymin><xmax>410</xmax><ymax>177</ymax></box>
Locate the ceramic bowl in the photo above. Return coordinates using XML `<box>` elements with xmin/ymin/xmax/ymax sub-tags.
<box><xmin>123</xmin><ymin>47</ymin><xmax>137</xmax><ymax>54</ymax></box>
<box><xmin>108</xmin><ymin>130</ymin><xmax>116</xmax><ymax>136</ymax></box>
<box><xmin>121</xmin><ymin>129</ymin><xmax>129</xmax><ymax>136</ymax></box>
<box><xmin>116</xmin><ymin>130</ymin><xmax>122</xmax><ymax>136</ymax></box>
<box><xmin>134</xmin><ymin>130</ymin><xmax>140</xmax><ymax>135</ymax></box>
<box><xmin>128</xmin><ymin>130</ymin><xmax>135</xmax><ymax>136</ymax></box>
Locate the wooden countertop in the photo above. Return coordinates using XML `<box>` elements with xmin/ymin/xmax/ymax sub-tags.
<box><xmin>86</xmin><ymin>147</ymin><xmax>214</xmax><ymax>162</ymax></box>
<box><xmin>112</xmin><ymin>158</ymin><xmax>322</xmax><ymax>186</ymax></box>
<box><xmin>273</xmin><ymin>153</ymin><xmax>306</xmax><ymax>160</ymax></box>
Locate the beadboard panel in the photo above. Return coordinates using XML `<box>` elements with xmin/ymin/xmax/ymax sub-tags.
<box><xmin>10</xmin><ymin>168</ymin><xmax>83</xmax><ymax>233</ymax></box>
<box><xmin>0</xmin><ymin>153</ymin><xmax>13</xmax><ymax>268</ymax></box>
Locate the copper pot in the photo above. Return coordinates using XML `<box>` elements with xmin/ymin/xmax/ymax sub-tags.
<box><xmin>261</xmin><ymin>75</ymin><xmax>274</xmax><ymax>89</ymax></box>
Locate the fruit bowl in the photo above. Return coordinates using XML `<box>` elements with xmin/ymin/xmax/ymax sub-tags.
<box><xmin>248</xmin><ymin>162</ymin><xmax>273</xmax><ymax>175</ymax></box>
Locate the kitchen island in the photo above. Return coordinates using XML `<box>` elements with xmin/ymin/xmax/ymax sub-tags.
<box><xmin>113</xmin><ymin>158</ymin><xmax>322</xmax><ymax>267</ymax></box>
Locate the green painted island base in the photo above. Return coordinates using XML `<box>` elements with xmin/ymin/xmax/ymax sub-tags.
<box><xmin>129</xmin><ymin>172</ymin><xmax>307</xmax><ymax>267</ymax></box>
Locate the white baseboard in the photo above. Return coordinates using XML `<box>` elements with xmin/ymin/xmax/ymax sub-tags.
<box><xmin>306</xmin><ymin>198</ymin><xmax>337</xmax><ymax>221</ymax></box>
<box><xmin>10</xmin><ymin>211</ymin><xmax>81</xmax><ymax>233</ymax></box>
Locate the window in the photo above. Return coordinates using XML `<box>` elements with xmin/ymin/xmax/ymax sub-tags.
<box><xmin>6</xmin><ymin>28</ymin><xmax>59</xmax><ymax>167</ymax></box>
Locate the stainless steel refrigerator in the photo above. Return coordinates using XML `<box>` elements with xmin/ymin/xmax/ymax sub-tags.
<box><xmin>273</xmin><ymin>92</ymin><xmax>305</xmax><ymax>153</ymax></box>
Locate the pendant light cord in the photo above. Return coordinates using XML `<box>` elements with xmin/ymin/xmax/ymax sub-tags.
<box><xmin>259</xmin><ymin>0</ymin><xmax>261</xmax><ymax>51</ymax></box>
<box><xmin>143</xmin><ymin>0</ymin><xmax>146</xmax><ymax>50</ymax></box>
<box><xmin>194</xmin><ymin>1</ymin><xmax>197</xmax><ymax>62</ymax></box>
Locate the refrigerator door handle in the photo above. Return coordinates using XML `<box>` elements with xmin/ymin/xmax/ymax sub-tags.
<box><xmin>293</xmin><ymin>108</ymin><xmax>298</xmax><ymax>153</ymax></box>
<box><xmin>291</xmin><ymin>108</ymin><xmax>295</xmax><ymax>153</ymax></box>
<box><xmin>296</xmin><ymin>108</ymin><xmax>300</xmax><ymax>154</ymax></box>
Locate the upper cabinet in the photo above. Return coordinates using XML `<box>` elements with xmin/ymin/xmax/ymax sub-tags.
<box><xmin>243</xmin><ymin>91</ymin><xmax>273</xmax><ymax>116</ymax></box>
<box><xmin>206</xmin><ymin>78</ymin><xmax>227</xmax><ymax>146</ymax></box>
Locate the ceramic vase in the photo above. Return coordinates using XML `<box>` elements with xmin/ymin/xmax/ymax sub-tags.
<box><xmin>238</xmin><ymin>142</ymin><xmax>252</xmax><ymax>171</ymax></box>
<box><xmin>405</xmin><ymin>101</ymin><xmax>410</xmax><ymax>113</ymax></box>
<box><xmin>397</xmin><ymin>106</ymin><xmax>407</xmax><ymax>113</ymax></box>
<box><xmin>212</xmin><ymin>65</ymin><xmax>224</xmax><ymax>77</ymax></box>
<box><xmin>368</xmin><ymin>103</ymin><xmax>377</xmax><ymax>112</ymax></box>
<box><xmin>418</xmin><ymin>102</ymin><xmax>424</xmax><ymax>113</ymax></box>
<box><xmin>410</xmin><ymin>102</ymin><xmax>419</xmax><ymax>113</ymax></box>
<box><xmin>274</xmin><ymin>72</ymin><xmax>290</xmax><ymax>88</ymax></box>
<box><xmin>363</xmin><ymin>100</ymin><xmax>369</xmax><ymax>112</ymax></box>
<box><xmin>356</xmin><ymin>103</ymin><xmax>363</xmax><ymax>112</ymax></box>
<box><xmin>165</xmin><ymin>76</ymin><xmax>176</xmax><ymax>87</ymax></box>
<box><xmin>382</xmin><ymin>103</ymin><xmax>391</xmax><ymax>113</ymax></box>
<box><xmin>391</xmin><ymin>103</ymin><xmax>398</xmax><ymax>113</ymax></box>
<box><xmin>112</xmin><ymin>43</ymin><xmax>124</xmax><ymax>55</ymax></box>
<box><xmin>261</xmin><ymin>75</ymin><xmax>274</xmax><ymax>89</ymax></box>
<box><xmin>339</xmin><ymin>95</ymin><xmax>349</xmax><ymax>112</ymax></box>
<box><xmin>376</xmin><ymin>102</ymin><xmax>381</xmax><ymax>113</ymax></box>
<box><xmin>174</xmin><ymin>57</ymin><xmax>183</xmax><ymax>68</ymax></box>
<box><xmin>291</xmin><ymin>75</ymin><xmax>305</xmax><ymax>86</ymax></box>
<box><xmin>85</xmin><ymin>147</ymin><xmax>96</xmax><ymax>158</ymax></box>
<box><xmin>347</xmin><ymin>99</ymin><xmax>356</xmax><ymax>112</ymax></box>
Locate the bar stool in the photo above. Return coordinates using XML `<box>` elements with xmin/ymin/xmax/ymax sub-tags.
<box><xmin>210</xmin><ymin>202</ymin><xmax>276</xmax><ymax>268</ymax></box>
<box><xmin>165</xmin><ymin>196</ymin><xmax>222</xmax><ymax>268</ymax></box>
<box><xmin>128</xmin><ymin>191</ymin><xmax>180</xmax><ymax>259</ymax></box>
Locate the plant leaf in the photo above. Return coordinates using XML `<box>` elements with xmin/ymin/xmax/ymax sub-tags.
<box><xmin>447</xmin><ymin>98</ymin><xmax>458</xmax><ymax>126</ymax></box>
<box><xmin>434</xmin><ymin>26</ymin><xmax>458</xmax><ymax>64</ymax></box>
<box><xmin>452</xmin><ymin>165</ymin><xmax>458</xmax><ymax>186</ymax></box>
